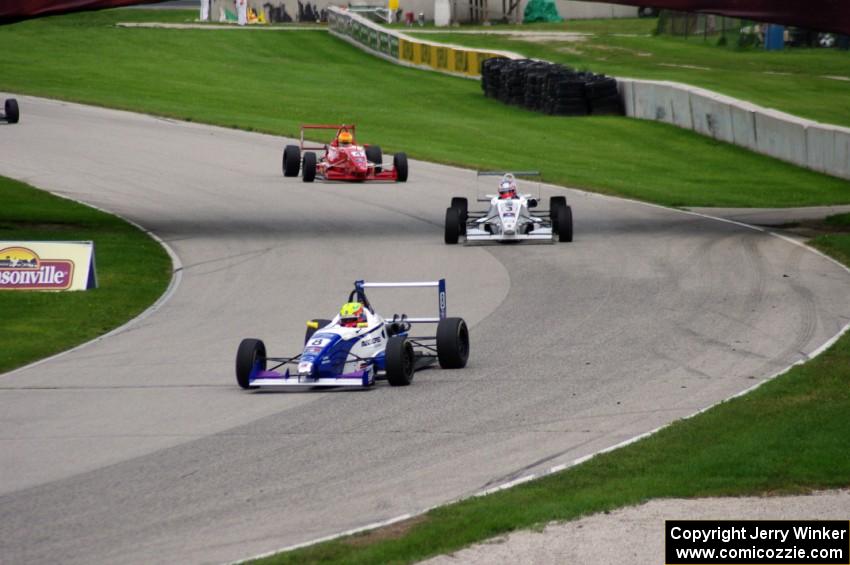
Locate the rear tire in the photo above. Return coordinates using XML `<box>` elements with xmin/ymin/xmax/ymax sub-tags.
<box><xmin>557</xmin><ymin>204</ymin><xmax>573</xmax><ymax>242</ymax></box>
<box><xmin>437</xmin><ymin>317</ymin><xmax>469</xmax><ymax>369</ymax></box>
<box><xmin>385</xmin><ymin>336</ymin><xmax>415</xmax><ymax>386</ymax></box>
<box><xmin>304</xmin><ymin>318</ymin><xmax>332</xmax><ymax>344</ymax></box>
<box><xmin>302</xmin><ymin>152</ymin><xmax>317</xmax><ymax>182</ymax></box>
<box><xmin>365</xmin><ymin>145</ymin><xmax>383</xmax><ymax>173</ymax></box>
<box><xmin>445</xmin><ymin>207</ymin><xmax>461</xmax><ymax>244</ymax></box>
<box><xmin>4</xmin><ymin>99</ymin><xmax>19</xmax><ymax>124</ymax></box>
<box><xmin>393</xmin><ymin>152</ymin><xmax>408</xmax><ymax>182</ymax></box>
<box><xmin>283</xmin><ymin>144</ymin><xmax>300</xmax><ymax>177</ymax></box>
<box><xmin>236</xmin><ymin>338</ymin><xmax>266</xmax><ymax>389</ymax></box>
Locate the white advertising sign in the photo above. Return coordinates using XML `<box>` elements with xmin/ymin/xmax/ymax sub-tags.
<box><xmin>0</xmin><ymin>241</ymin><xmax>97</xmax><ymax>291</ymax></box>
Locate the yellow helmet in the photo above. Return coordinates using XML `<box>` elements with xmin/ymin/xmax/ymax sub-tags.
<box><xmin>339</xmin><ymin>302</ymin><xmax>365</xmax><ymax>326</ymax></box>
<box><xmin>338</xmin><ymin>131</ymin><xmax>353</xmax><ymax>145</ymax></box>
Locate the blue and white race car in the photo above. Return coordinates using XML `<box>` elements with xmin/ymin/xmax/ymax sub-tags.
<box><xmin>235</xmin><ymin>280</ymin><xmax>470</xmax><ymax>390</ymax></box>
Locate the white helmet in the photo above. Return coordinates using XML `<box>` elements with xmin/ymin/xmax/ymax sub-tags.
<box><xmin>499</xmin><ymin>173</ymin><xmax>517</xmax><ymax>197</ymax></box>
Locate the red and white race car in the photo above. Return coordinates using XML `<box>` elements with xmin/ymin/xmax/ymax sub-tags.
<box><xmin>282</xmin><ymin>124</ymin><xmax>408</xmax><ymax>183</ymax></box>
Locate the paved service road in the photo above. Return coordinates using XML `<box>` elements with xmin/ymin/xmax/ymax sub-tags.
<box><xmin>1</xmin><ymin>95</ymin><xmax>849</xmax><ymax>564</ymax></box>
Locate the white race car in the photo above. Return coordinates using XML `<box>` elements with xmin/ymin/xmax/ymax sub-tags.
<box><xmin>444</xmin><ymin>172</ymin><xmax>573</xmax><ymax>244</ymax></box>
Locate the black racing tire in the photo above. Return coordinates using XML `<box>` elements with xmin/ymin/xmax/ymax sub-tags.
<box><xmin>385</xmin><ymin>336</ymin><xmax>415</xmax><ymax>386</ymax></box>
<box><xmin>549</xmin><ymin>196</ymin><xmax>567</xmax><ymax>220</ymax></box>
<box><xmin>302</xmin><ymin>152</ymin><xmax>317</xmax><ymax>182</ymax></box>
<box><xmin>283</xmin><ymin>144</ymin><xmax>300</xmax><ymax>177</ymax></box>
<box><xmin>393</xmin><ymin>152</ymin><xmax>408</xmax><ymax>182</ymax></box>
<box><xmin>450</xmin><ymin>197</ymin><xmax>468</xmax><ymax>216</ymax></box>
<box><xmin>557</xmin><ymin>204</ymin><xmax>573</xmax><ymax>242</ymax></box>
<box><xmin>304</xmin><ymin>318</ymin><xmax>332</xmax><ymax>344</ymax></box>
<box><xmin>365</xmin><ymin>145</ymin><xmax>383</xmax><ymax>173</ymax></box>
<box><xmin>236</xmin><ymin>338</ymin><xmax>266</xmax><ymax>389</ymax></box>
<box><xmin>450</xmin><ymin>197</ymin><xmax>468</xmax><ymax>235</ymax></box>
<box><xmin>437</xmin><ymin>317</ymin><xmax>469</xmax><ymax>369</ymax></box>
<box><xmin>445</xmin><ymin>207</ymin><xmax>461</xmax><ymax>245</ymax></box>
<box><xmin>4</xmin><ymin>98</ymin><xmax>19</xmax><ymax>124</ymax></box>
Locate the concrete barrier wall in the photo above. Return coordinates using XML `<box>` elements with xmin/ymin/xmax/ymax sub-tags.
<box><xmin>754</xmin><ymin>109</ymin><xmax>808</xmax><ymax>168</ymax></box>
<box><xmin>624</xmin><ymin>78</ymin><xmax>850</xmax><ymax>180</ymax></box>
<box><xmin>834</xmin><ymin>130</ymin><xmax>850</xmax><ymax>179</ymax></box>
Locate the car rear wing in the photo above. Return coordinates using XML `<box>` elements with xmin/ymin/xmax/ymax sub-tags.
<box><xmin>476</xmin><ymin>171</ymin><xmax>541</xmax><ymax>177</ymax></box>
<box><xmin>300</xmin><ymin>124</ymin><xmax>356</xmax><ymax>150</ymax></box>
<box><xmin>354</xmin><ymin>279</ymin><xmax>447</xmax><ymax>323</ymax></box>
<box><xmin>475</xmin><ymin>171</ymin><xmax>542</xmax><ymax>202</ymax></box>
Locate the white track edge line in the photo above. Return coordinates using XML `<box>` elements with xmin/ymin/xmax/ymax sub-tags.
<box><xmin>0</xmin><ymin>191</ymin><xmax>183</xmax><ymax>378</ymax></box>
<box><xmin>228</xmin><ymin>513</ymin><xmax>414</xmax><ymax>564</ymax></box>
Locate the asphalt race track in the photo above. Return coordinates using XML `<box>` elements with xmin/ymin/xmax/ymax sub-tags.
<box><xmin>1</xmin><ymin>95</ymin><xmax>849</xmax><ymax>564</ymax></box>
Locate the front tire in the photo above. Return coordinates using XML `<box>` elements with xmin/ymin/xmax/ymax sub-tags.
<box><xmin>549</xmin><ymin>196</ymin><xmax>567</xmax><ymax>221</ymax></box>
<box><xmin>437</xmin><ymin>317</ymin><xmax>469</xmax><ymax>369</ymax></box>
<box><xmin>393</xmin><ymin>152</ymin><xmax>408</xmax><ymax>182</ymax></box>
<box><xmin>302</xmin><ymin>152</ymin><xmax>317</xmax><ymax>182</ymax></box>
<box><xmin>556</xmin><ymin>204</ymin><xmax>573</xmax><ymax>242</ymax></box>
<box><xmin>450</xmin><ymin>197</ymin><xmax>467</xmax><ymax>235</ymax></box>
<box><xmin>385</xmin><ymin>336</ymin><xmax>415</xmax><ymax>386</ymax></box>
<box><xmin>283</xmin><ymin>144</ymin><xmax>300</xmax><ymax>177</ymax></box>
<box><xmin>4</xmin><ymin>99</ymin><xmax>19</xmax><ymax>124</ymax></box>
<box><xmin>236</xmin><ymin>338</ymin><xmax>266</xmax><ymax>389</ymax></box>
<box><xmin>445</xmin><ymin>207</ymin><xmax>461</xmax><ymax>244</ymax></box>
<box><xmin>365</xmin><ymin>145</ymin><xmax>383</xmax><ymax>173</ymax></box>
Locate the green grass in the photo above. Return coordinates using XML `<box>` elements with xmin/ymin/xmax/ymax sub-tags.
<box><xmin>824</xmin><ymin>212</ymin><xmax>850</xmax><ymax>230</ymax></box>
<box><xmin>0</xmin><ymin>176</ymin><xmax>171</xmax><ymax>373</ymax></box>
<box><xmin>256</xmin><ymin>229</ymin><xmax>850</xmax><ymax>564</ymax></box>
<box><xmin>410</xmin><ymin>21</ymin><xmax>850</xmax><ymax>127</ymax></box>
<box><xmin>0</xmin><ymin>9</ymin><xmax>848</xmax><ymax>207</ymax></box>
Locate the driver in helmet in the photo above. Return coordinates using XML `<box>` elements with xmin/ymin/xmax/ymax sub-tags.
<box><xmin>328</xmin><ymin>130</ymin><xmax>353</xmax><ymax>162</ymax></box>
<box><xmin>498</xmin><ymin>174</ymin><xmax>518</xmax><ymax>199</ymax></box>
<box><xmin>338</xmin><ymin>302</ymin><xmax>367</xmax><ymax>328</ymax></box>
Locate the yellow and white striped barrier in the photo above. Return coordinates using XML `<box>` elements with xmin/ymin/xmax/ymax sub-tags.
<box><xmin>326</xmin><ymin>7</ymin><xmax>520</xmax><ymax>79</ymax></box>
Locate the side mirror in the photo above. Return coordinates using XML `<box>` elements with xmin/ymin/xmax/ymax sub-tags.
<box><xmin>357</xmin><ymin>322</ymin><xmax>369</xmax><ymax>328</ymax></box>
<box><xmin>306</xmin><ymin>320</ymin><xmax>319</xmax><ymax>329</ymax></box>
<box><xmin>527</xmin><ymin>198</ymin><xmax>538</xmax><ymax>208</ymax></box>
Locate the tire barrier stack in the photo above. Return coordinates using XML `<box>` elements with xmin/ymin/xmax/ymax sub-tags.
<box><xmin>481</xmin><ymin>57</ymin><xmax>623</xmax><ymax>116</ymax></box>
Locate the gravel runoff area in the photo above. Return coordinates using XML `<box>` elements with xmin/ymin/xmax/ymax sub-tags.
<box><xmin>424</xmin><ymin>490</ymin><xmax>850</xmax><ymax>564</ymax></box>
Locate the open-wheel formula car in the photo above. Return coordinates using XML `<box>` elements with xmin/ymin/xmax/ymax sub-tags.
<box><xmin>445</xmin><ymin>171</ymin><xmax>573</xmax><ymax>244</ymax></box>
<box><xmin>235</xmin><ymin>279</ymin><xmax>469</xmax><ymax>390</ymax></box>
<box><xmin>1</xmin><ymin>98</ymin><xmax>19</xmax><ymax>124</ymax></box>
<box><xmin>281</xmin><ymin>124</ymin><xmax>408</xmax><ymax>183</ymax></box>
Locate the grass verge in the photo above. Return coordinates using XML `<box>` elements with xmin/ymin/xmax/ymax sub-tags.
<box><xmin>0</xmin><ymin>9</ymin><xmax>847</xmax><ymax>207</ymax></box>
<box><xmin>0</xmin><ymin>175</ymin><xmax>172</xmax><ymax>373</ymax></box>
<box><xmin>254</xmin><ymin>227</ymin><xmax>850</xmax><ymax>564</ymax></box>
<box><xmin>409</xmin><ymin>19</ymin><xmax>850</xmax><ymax>128</ymax></box>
